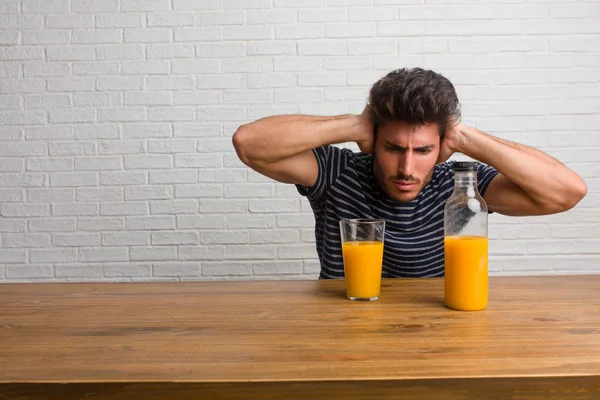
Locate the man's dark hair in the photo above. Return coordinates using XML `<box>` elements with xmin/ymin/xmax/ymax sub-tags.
<box><xmin>367</xmin><ymin>67</ymin><xmax>461</xmax><ymax>136</ymax></box>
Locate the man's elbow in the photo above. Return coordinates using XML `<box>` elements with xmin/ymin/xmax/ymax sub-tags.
<box><xmin>557</xmin><ymin>178</ymin><xmax>588</xmax><ymax>212</ymax></box>
<box><xmin>232</xmin><ymin>124</ymin><xmax>255</xmax><ymax>167</ymax></box>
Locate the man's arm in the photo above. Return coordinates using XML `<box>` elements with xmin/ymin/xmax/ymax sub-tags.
<box><xmin>443</xmin><ymin>124</ymin><xmax>588</xmax><ymax>216</ymax></box>
<box><xmin>232</xmin><ymin>113</ymin><xmax>373</xmax><ymax>187</ymax></box>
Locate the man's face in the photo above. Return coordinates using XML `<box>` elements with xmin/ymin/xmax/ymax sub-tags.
<box><xmin>373</xmin><ymin>120</ymin><xmax>441</xmax><ymax>202</ymax></box>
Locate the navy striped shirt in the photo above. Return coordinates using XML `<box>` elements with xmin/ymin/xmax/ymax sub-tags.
<box><xmin>296</xmin><ymin>145</ymin><xmax>499</xmax><ymax>279</ymax></box>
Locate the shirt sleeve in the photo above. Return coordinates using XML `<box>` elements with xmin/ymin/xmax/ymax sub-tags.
<box><xmin>295</xmin><ymin>145</ymin><xmax>352</xmax><ymax>204</ymax></box>
<box><xmin>477</xmin><ymin>162</ymin><xmax>500</xmax><ymax>198</ymax></box>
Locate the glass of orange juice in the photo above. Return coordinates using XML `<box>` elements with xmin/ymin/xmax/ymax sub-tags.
<box><xmin>339</xmin><ymin>218</ymin><xmax>385</xmax><ymax>301</ymax></box>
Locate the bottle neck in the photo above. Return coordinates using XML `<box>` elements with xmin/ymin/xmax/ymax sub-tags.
<box><xmin>454</xmin><ymin>171</ymin><xmax>478</xmax><ymax>190</ymax></box>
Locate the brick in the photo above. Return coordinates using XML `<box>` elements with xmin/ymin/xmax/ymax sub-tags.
<box><xmin>226</xmin><ymin>245</ymin><xmax>275</xmax><ymax>260</ymax></box>
<box><xmin>3</xmin><ymin>233</ymin><xmax>50</xmax><ymax>248</ymax></box>
<box><xmin>299</xmin><ymin>8</ymin><xmax>347</xmax><ymax>23</ymax></box>
<box><xmin>197</xmin><ymin>75</ymin><xmax>244</xmax><ymax>89</ymax></box>
<box><xmin>148</xmin><ymin>107</ymin><xmax>195</xmax><ymax>122</ymax></box>
<box><xmin>177</xmin><ymin>214</ymin><xmax>225</xmax><ymax>229</ymax></box>
<box><xmin>153</xmin><ymin>262</ymin><xmax>201</xmax><ymax>277</ymax></box>
<box><xmin>147</xmin><ymin>12</ymin><xmax>195</xmax><ymax>27</ymax></box>
<box><xmin>224</xmin><ymin>90</ymin><xmax>271</xmax><ymax>104</ymax></box>
<box><xmin>23</xmin><ymin>62</ymin><xmax>68</xmax><ymax>77</ymax></box>
<box><xmin>298</xmin><ymin>40</ymin><xmax>346</xmax><ymax>56</ymax></box>
<box><xmin>223</xmin><ymin>153</ymin><xmax>245</xmax><ymax>168</ymax></box>
<box><xmin>0</xmin><ymin>249</ymin><xmax>26</xmax><ymax>264</ymax></box>
<box><xmin>198</xmin><ymin>11</ymin><xmax>245</xmax><ymax>25</ymax></box>
<box><xmin>47</xmin><ymin>46</ymin><xmax>95</xmax><ymax>61</ymax></box>
<box><xmin>73</xmin><ymin>0</ymin><xmax>118</xmax><ymax>12</ymax></box>
<box><xmin>0</xmin><ymin>78</ymin><xmax>46</xmax><ymax>94</ymax></box>
<box><xmin>0</xmin><ymin>189</ymin><xmax>24</xmax><ymax>203</ymax></box>
<box><xmin>0</xmin><ymin>173</ymin><xmax>45</xmax><ymax>187</ymax></box>
<box><xmin>197</xmin><ymin>107</ymin><xmax>246</xmax><ymax>121</ymax></box>
<box><xmin>50</xmin><ymin>172</ymin><xmax>98</xmax><ymax>187</ymax></box>
<box><xmin>276</xmin><ymin>24</ymin><xmax>324</xmax><ymax>39</ymax></box>
<box><xmin>24</xmin><ymin>94</ymin><xmax>71</xmax><ymax>109</ymax></box>
<box><xmin>26</xmin><ymin>125</ymin><xmax>74</xmax><ymax>140</ymax></box>
<box><xmin>274</xmin><ymin>89</ymin><xmax>322</xmax><ymax>103</ymax></box>
<box><xmin>126</xmin><ymin>216</ymin><xmax>175</xmax><ymax>230</ymax></box>
<box><xmin>0</xmin><ymin>158</ymin><xmax>23</xmax><ymax>172</ymax></box>
<box><xmin>173</xmin><ymin>91</ymin><xmax>221</xmax><ymax>106</ymax></box>
<box><xmin>121</xmin><ymin>0</ymin><xmax>169</xmax><ymax>11</ymax></box>
<box><xmin>277</xmin><ymin>214</ymin><xmax>315</xmax><ymax>228</ymax></box>
<box><xmin>324</xmin><ymin>56</ymin><xmax>370</xmax><ymax>70</ymax></box>
<box><xmin>30</xmin><ymin>248</ymin><xmax>77</xmax><ymax>263</ymax></box>
<box><xmin>246</xmin><ymin>42</ymin><xmax>294</xmax><ymax>56</ymax></box>
<box><xmin>276</xmin><ymin>0</ymin><xmax>321</xmax><ymax>7</ymax></box>
<box><xmin>125</xmin><ymin>185</ymin><xmax>173</xmax><ymax>200</ymax></box>
<box><xmin>174</xmin><ymin>0</ymin><xmax>220</xmax><ymax>9</ymax></box>
<box><xmin>96</xmin><ymin>13</ymin><xmax>142</xmax><ymax>28</ymax></box>
<box><xmin>147</xmin><ymin>44</ymin><xmax>195</xmax><ymax>59</ymax></box>
<box><xmin>102</xmin><ymin>232</ymin><xmax>149</xmax><ymax>246</ymax></box>
<box><xmin>278</xmin><ymin>244</ymin><xmax>317</xmax><ymax>259</ymax></box>
<box><xmin>224</xmin><ymin>0</ymin><xmax>270</xmax><ymax>8</ymax></box>
<box><xmin>47</xmin><ymin>14</ymin><xmax>93</xmax><ymax>28</ymax></box>
<box><xmin>23</xmin><ymin>0</ymin><xmax>69</xmax><ymax>12</ymax></box>
<box><xmin>123</xmin><ymin>123</ymin><xmax>172</xmax><ymax>138</ymax></box>
<box><xmin>224</xmin><ymin>183</ymin><xmax>274</xmax><ymax>198</ymax></box>
<box><xmin>76</xmin><ymin>187</ymin><xmax>123</xmax><ymax>202</ymax></box>
<box><xmin>99</xmin><ymin>140</ymin><xmax>145</xmax><ymax>155</ymax></box>
<box><xmin>298</xmin><ymin>72</ymin><xmax>346</xmax><ymax>87</ymax></box>
<box><xmin>100</xmin><ymin>202</ymin><xmax>147</xmax><ymax>216</ymax></box>
<box><xmin>200</xmin><ymin>199</ymin><xmax>246</xmax><ymax>213</ymax></box>
<box><xmin>247</xmin><ymin>10</ymin><xmax>296</xmax><ymax>24</ymax></box>
<box><xmin>124</xmin><ymin>155</ymin><xmax>172</xmax><ymax>169</ymax></box>
<box><xmin>27</xmin><ymin>188</ymin><xmax>74</xmax><ymax>203</ymax></box>
<box><xmin>178</xmin><ymin>246</ymin><xmax>225</xmax><ymax>261</ymax></box>
<box><xmin>122</xmin><ymin>60</ymin><xmax>170</xmax><ymax>75</ymax></box>
<box><xmin>55</xmin><ymin>264</ymin><xmax>104</xmax><ymax>278</ymax></box>
<box><xmin>249</xmin><ymin>199</ymin><xmax>300</xmax><ymax>213</ymax></box>
<box><xmin>227</xmin><ymin>215</ymin><xmax>275</xmax><ymax>229</ymax></box>
<box><xmin>327</xmin><ymin>22</ymin><xmax>375</xmax><ymax>38</ymax></box>
<box><xmin>28</xmin><ymin>218</ymin><xmax>75</xmax><ymax>233</ymax></box>
<box><xmin>6</xmin><ymin>265</ymin><xmax>53</xmax><ymax>279</ymax></box>
<box><xmin>104</xmin><ymin>263</ymin><xmax>152</xmax><ymax>277</ymax></box>
<box><xmin>172</xmin><ymin>59</ymin><xmax>220</xmax><ymax>74</ymax></box>
<box><xmin>131</xmin><ymin>246</ymin><xmax>176</xmax><ymax>261</ymax></box>
<box><xmin>276</xmin><ymin>57</ymin><xmax>325</xmax><ymax>73</ymax></box>
<box><xmin>96</xmin><ymin>45</ymin><xmax>144</xmax><ymax>60</ymax></box>
<box><xmin>73</xmin><ymin>29</ymin><xmax>122</xmax><ymax>44</ymax></box>
<box><xmin>152</xmin><ymin>231</ymin><xmax>198</xmax><ymax>245</ymax></box>
<box><xmin>250</xmin><ymin>229</ymin><xmax>300</xmax><ymax>244</ymax></box>
<box><xmin>201</xmin><ymin>230</ymin><xmax>248</xmax><ymax>244</ymax></box>
<box><xmin>47</xmin><ymin>78</ymin><xmax>95</xmax><ymax>92</ymax></box>
<box><xmin>23</xmin><ymin>30</ymin><xmax>70</xmax><ymax>45</ymax></box>
<box><xmin>124</xmin><ymin>91</ymin><xmax>173</xmax><ymax>106</ymax></box>
<box><xmin>253</xmin><ymin>261</ymin><xmax>303</xmax><ymax>275</ymax></box>
<box><xmin>98</xmin><ymin>108</ymin><xmax>146</xmax><ymax>122</ymax></box>
<box><xmin>222</xmin><ymin>58</ymin><xmax>272</xmax><ymax>73</ymax></box>
<box><xmin>78</xmin><ymin>218</ymin><xmax>123</xmax><ymax>231</ymax></box>
<box><xmin>100</xmin><ymin>171</ymin><xmax>145</xmax><ymax>185</ymax></box>
<box><xmin>97</xmin><ymin>76</ymin><xmax>144</xmax><ymax>91</ymax></box>
<box><xmin>0</xmin><ymin>1</ymin><xmax>20</xmax><ymax>13</ymax></box>
<box><xmin>175</xmin><ymin>184</ymin><xmax>222</xmax><ymax>198</ymax></box>
<box><xmin>27</xmin><ymin>158</ymin><xmax>73</xmax><ymax>172</ymax></box>
<box><xmin>74</xmin><ymin>92</ymin><xmax>121</xmax><ymax>107</ymax></box>
<box><xmin>151</xmin><ymin>199</ymin><xmax>197</xmax><ymax>214</ymax></box>
<box><xmin>149</xmin><ymin>170</ymin><xmax>198</xmax><ymax>184</ymax></box>
<box><xmin>202</xmin><ymin>261</ymin><xmax>251</xmax><ymax>277</ymax></box>
<box><xmin>125</xmin><ymin>28</ymin><xmax>172</xmax><ymax>43</ymax></box>
<box><xmin>174</xmin><ymin>124</ymin><xmax>221</xmax><ymax>138</ymax></box>
<box><xmin>1</xmin><ymin>203</ymin><xmax>49</xmax><ymax>217</ymax></box>
<box><xmin>148</xmin><ymin>76</ymin><xmax>195</xmax><ymax>90</ymax></box>
<box><xmin>80</xmin><ymin>247</ymin><xmax>128</xmax><ymax>262</ymax></box>
<box><xmin>52</xmin><ymin>203</ymin><xmax>99</xmax><ymax>216</ymax></box>
<box><xmin>0</xmin><ymin>15</ymin><xmax>44</xmax><ymax>29</ymax></box>
<box><xmin>224</xmin><ymin>25</ymin><xmax>271</xmax><ymax>40</ymax></box>
<box><xmin>53</xmin><ymin>233</ymin><xmax>100</xmax><ymax>247</ymax></box>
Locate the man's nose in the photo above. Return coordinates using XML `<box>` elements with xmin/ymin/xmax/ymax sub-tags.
<box><xmin>399</xmin><ymin>152</ymin><xmax>414</xmax><ymax>179</ymax></box>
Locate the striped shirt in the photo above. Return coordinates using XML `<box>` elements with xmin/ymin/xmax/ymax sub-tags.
<box><xmin>296</xmin><ymin>145</ymin><xmax>499</xmax><ymax>279</ymax></box>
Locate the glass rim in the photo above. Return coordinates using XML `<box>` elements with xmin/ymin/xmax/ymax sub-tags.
<box><xmin>339</xmin><ymin>218</ymin><xmax>385</xmax><ymax>225</ymax></box>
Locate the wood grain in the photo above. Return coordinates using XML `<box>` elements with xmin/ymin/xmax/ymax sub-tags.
<box><xmin>1</xmin><ymin>275</ymin><xmax>600</xmax><ymax>399</ymax></box>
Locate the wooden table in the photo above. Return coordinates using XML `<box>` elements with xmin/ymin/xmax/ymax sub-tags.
<box><xmin>1</xmin><ymin>275</ymin><xmax>600</xmax><ymax>400</ymax></box>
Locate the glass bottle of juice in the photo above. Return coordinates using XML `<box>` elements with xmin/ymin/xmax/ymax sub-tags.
<box><xmin>443</xmin><ymin>161</ymin><xmax>489</xmax><ymax>311</ymax></box>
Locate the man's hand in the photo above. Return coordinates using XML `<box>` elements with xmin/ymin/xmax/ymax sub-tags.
<box><xmin>437</xmin><ymin>120</ymin><xmax>466</xmax><ymax>164</ymax></box>
<box><xmin>355</xmin><ymin>106</ymin><xmax>376</xmax><ymax>154</ymax></box>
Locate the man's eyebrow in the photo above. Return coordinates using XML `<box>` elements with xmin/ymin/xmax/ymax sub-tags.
<box><xmin>385</xmin><ymin>141</ymin><xmax>435</xmax><ymax>151</ymax></box>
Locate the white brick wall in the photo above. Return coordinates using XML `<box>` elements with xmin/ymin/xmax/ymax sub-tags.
<box><xmin>0</xmin><ymin>0</ymin><xmax>599</xmax><ymax>282</ymax></box>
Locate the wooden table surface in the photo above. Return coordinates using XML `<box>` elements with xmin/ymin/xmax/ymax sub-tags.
<box><xmin>1</xmin><ymin>275</ymin><xmax>600</xmax><ymax>400</ymax></box>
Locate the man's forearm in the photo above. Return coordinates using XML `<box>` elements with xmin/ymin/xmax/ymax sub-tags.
<box><xmin>233</xmin><ymin>114</ymin><xmax>367</xmax><ymax>166</ymax></box>
<box><xmin>457</xmin><ymin>126</ymin><xmax>586</xmax><ymax>207</ymax></box>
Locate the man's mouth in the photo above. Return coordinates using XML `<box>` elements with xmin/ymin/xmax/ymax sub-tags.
<box><xmin>393</xmin><ymin>180</ymin><xmax>417</xmax><ymax>191</ymax></box>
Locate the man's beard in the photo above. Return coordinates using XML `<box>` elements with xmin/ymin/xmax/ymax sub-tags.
<box><xmin>373</xmin><ymin>157</ymin><xmax>434</xmax><ymax>202</ymax></box>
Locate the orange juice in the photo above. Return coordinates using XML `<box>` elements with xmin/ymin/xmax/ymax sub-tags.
<box><xmin>444</xmin><ymin>236</ymin><xmax>488</xmax><ymax>311</ymax></box>
<box><xmin>342</xmin><ymin>241</ymin><xmax>384</xmax><ymax>300</ymax></box>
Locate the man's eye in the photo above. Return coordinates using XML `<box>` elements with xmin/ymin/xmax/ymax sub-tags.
<box><xmin>417</xmin><ymin>149</ymin><xmax>431</xmax><ymax>154</ymax></box>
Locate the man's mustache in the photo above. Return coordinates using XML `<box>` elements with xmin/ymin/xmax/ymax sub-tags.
<box><xmin>391</xmin><ymin>174</ymin><xmax>420</xmax><ymax>184</ymax></box>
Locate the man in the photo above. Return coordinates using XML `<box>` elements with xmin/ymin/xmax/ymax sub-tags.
<box><xmin>232</xmin><ymin>67</ymin><xmax>587</xmax><ymax>279</ymax></box>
